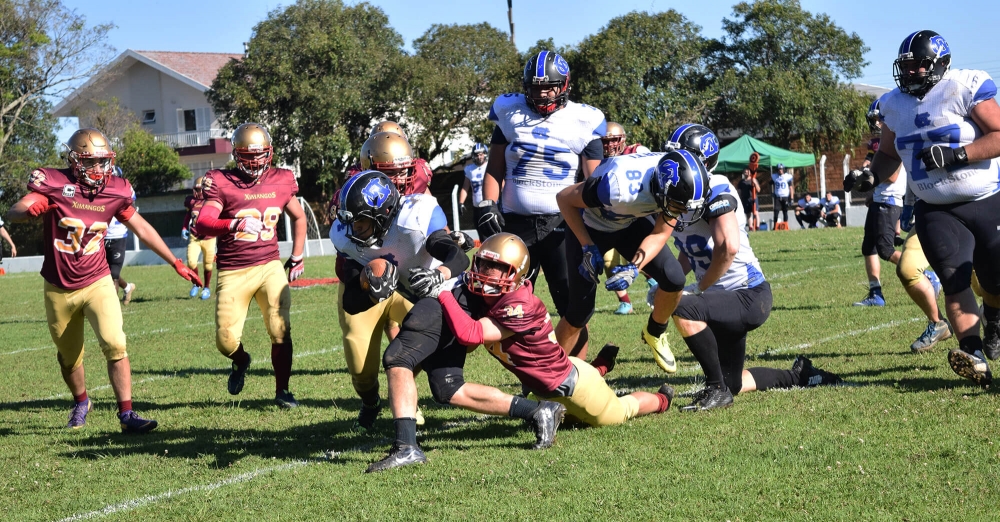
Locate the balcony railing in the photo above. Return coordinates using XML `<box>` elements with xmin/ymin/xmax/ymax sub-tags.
<box><xmin>154</xmin><ymin>128</ymin><xmax>229</xmax><ymax>148</ymax></box>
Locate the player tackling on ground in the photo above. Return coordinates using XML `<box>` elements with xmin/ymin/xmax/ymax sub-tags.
<box><xmin>6</xmin><ymin>128</ymin><xmax>202</xmax><ymax>432</ymax></box>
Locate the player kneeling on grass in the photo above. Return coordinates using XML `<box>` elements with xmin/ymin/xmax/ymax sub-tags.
<box><xmin>664</xmin><ymin>142</ymin><xmax>840</xmax><ymax>411</ymax></box>
<box><xmin>194</xmin><ymin>123</ymin><xmax>307</xmax><ymax>408</ymax></box>
<box><xmin>6</xmin><ymin>128</ymin><xmax>203</xmax><ymax>432</ymax></box>
<box><xmin>554</xmin><ymin>148</ymin><xmax>710</xmax><ymax>374</ymax></box>
<box><xmin>440</xmin><ymin>233</ymin><xmax>674</xmax><ymax>429</ymax></box>
<box><xmin>329</xmin><ymin>170</ymin><xmax>471</xmax><ymax>432</ymax></box>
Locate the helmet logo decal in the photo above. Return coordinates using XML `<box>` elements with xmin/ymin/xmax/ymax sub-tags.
<box><xmin>361</xmin><ymin>178</ymin><xmax>391</xmax><ymax>208</ymax></box>
<box><xmin>701</xmin><ymin>134</ymin><xmax>719</xmax><ymax>158</ymax></box>
<box><xmin>658</xmin><ymin>159</ymin><xmax>680</xmax><ymax>188</ymax></box>
<box><xmin>554</xmin><ymin>54</ymin><xmax>569</xmax><ymax>75</ymax></box>
<box><xmin>929</xmin><ymin>35</ymin><xmax>950</xmax><ymax>58</ymax></box>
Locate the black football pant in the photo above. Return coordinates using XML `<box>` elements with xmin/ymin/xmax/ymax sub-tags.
<box><xmin>915</xmin><ymin>191</ymin><xmax>1000</xmax><ymax>297</ymax></box>
<box><xmin>861</xmin><ymin>202</ymin><xmax>902</xmax><ymax>260</ymax></box>
<box><xmin>502</xmin><ymin>213</ymin><xmax>568</xmax><ymax>317</ymax></box>
<box><xmin>773</xmin><ymin>196</ymin><xmax>790</xmax><ymax>225</ymax></box>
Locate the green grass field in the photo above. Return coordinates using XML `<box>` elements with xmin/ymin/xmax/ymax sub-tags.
<box><xmin>2</xmin><ymin>227</ymin><xmax>999</xmax><ymax>521</ymax></box>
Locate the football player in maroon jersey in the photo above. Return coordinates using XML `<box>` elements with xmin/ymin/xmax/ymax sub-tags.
<box><xmin>181</xmin><ymin>176</ymin><xmax>217</xmax><ymax>300</ymax></box>
<box><xmin>194</xmin><ymin>123</ymin><xmax>307</xmax><ymax>408</ymax></box>
<box><xmin>6</xmin><ymin>128</ymin><xmax>202</xmax><ymax>433</ymax></box>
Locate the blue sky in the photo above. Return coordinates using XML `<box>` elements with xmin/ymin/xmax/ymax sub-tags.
<box><xmin>58</xmin><ymin>0</ymin><xmax>1000</xmax><ymax>139</ymax></box>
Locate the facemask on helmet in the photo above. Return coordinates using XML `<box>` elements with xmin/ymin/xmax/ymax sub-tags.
<box><xmin>336</xmin><ymin>170</ymin><xmax>401</xmax><ymax>247</ymax></box>
<box><xmin>465</xmin><ymin>233</ymin><xmax>530</xmax><ymax>295</ymax></box>
<box><xmin>231</xmin><ymin>123</ymin><xmax>274</xmax><ymax>182</ymax></box>
<box><xmin>893</xmin><ymin>30</ymin><xmax>951</xmax><ymax>98</ymax></box>
<box><xmin>651</xmin><ymin>149</ymin><xmax>712</xmax><ymax>231</ymax></box>
<box><xmin>522</xmin><ymin>51</ymin><xmax>571</xmax><ymax>116</ymax></box>
<box><xmin>66</xmin><ymin>128</ymin><xmax>116</xmax><ymax>190</ymax></box>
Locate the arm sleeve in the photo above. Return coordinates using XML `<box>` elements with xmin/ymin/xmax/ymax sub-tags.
<box><xmin>580</xmin><ymin>175</ymin><xmax>609</xmax><ymax>208</ymax></box>
<box><xmin>438</xmin><ymin>290</ymin><xmax>485</xmax><ymax>347</ymax></box>
<box><xmin>582</xmin><ymin>138</ymin><xmax>604</xmax><ymax>160</ymax></box>
<box><xmin>705</xmin><ymin>194</ymin><xmax>738</xmax><ymax>219</ymax></box>
<box><xmin>425</xmin><ymin>228</ymin><xmax>469</xmax><ymax>275</ymax></box>
<box><xmin>115</xmin><ymin>204</ymin><xmax>137</xmax><ymax>222</ymax></box>
<box><xmin>194</xmin><ymin>204</ymin><xmax>234</xmax><ymax>237</ymax></box>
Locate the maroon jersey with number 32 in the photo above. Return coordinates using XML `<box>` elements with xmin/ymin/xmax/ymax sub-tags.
<box><xmin>479</xmin><ymin>281</ymin><xmax>574</xmax><ymax>394</ymax></box>
<box><xmin>27</xmin><ymin>168</ymin><xmax>135</xmax><ymax>290</ymax></box>
<box><xmin>201</xmin><ymin>167</ymin><xmax>298</xmax><ymax>271</ymax></box>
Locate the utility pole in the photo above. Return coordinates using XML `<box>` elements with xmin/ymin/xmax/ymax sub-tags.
<box><xmin>507</xmin><ymin>0</ymin><xmax>515</xmax><ymax>47</ymax></box>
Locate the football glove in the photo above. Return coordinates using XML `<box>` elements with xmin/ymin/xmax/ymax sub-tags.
<box><xmin>26</xmin><ymin>200</ymin><xmax>58</xmax><ymax>217</ymax></box>
<box><xmin>605</xmin><ymin>264</ymin><xmax>639</xmax><ymax>291</ymax></box>
<box><xmin>920</xmin><ymin>145</ymin><xmax>967</xmax><ymax>171</ymax></box>
<box><xmin>181</xmin><ymin>229</ymin><xmax>190</xmax><ymax>240</ymax></box>
<box><xmin>845</xmin><ymin>169</ymin><xmax>877</xmax><ymax>193</ymax></box>
<box><xmin>448</xmin><ymin>230</ymin><xmax>476</xmax><ymax>252</ymax></box>
<box><xmin>579</xmin><ymin>244</ymin><xmax>604</xmax><ymax>284</ymax></box>
<box><xmin>458</xmin><ymin>204</ymin><xmax>467</xmax><ymax>218</ymax></box>
<box><xmin>408</xmin><ymin>267</ymin><xmax>446</xmax><ymax>299</ymax></box>
<box><xmin>900</xmin><ymin>204</ymin><xmax>915</xmax><ymax>233</ymax></box>
<box><xmin>173</xmin><ymin>259</ymin><xmax>204</xmax><ymax>287</ymax></box>
<box><xmin>365</xmin><ymin>261</ymin><xmax>398</xmax><ymax>303</ymax></box>
<box><xmin>284</xmin><ymin>254</ymin><xmax>304</xmax><ymax>282</ymax></box>
<box><xmin>474</xmin><ymin>200</ymin><xmax>504</xmax><ymax>239</ymax></box>
<box><xmin>232</xmin><ymin>216</ymin><xmax>264</xmax><ymax>235</ymax></box>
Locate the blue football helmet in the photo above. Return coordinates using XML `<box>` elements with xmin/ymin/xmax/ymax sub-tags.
<box><xmin>894</xmin><ymin>30</ymin><xmax>951</xmax><ymax>98</ymax></box>
<box><xmin>866</xmin><ymin>98</ymin><xmax>882</xmax><ymax>133</ymax></box>
<box><xmin>522</xmin><ymin>50</ymin><xmax>571</xmax><ymax>116</ymax></box>
<box><xmin>664</xmin><ymin>124</ymin><xmax>720</xmax><ymax>173</ymax></box>
<box><xmin>651</xmin><ymin>149</ymin><xmax>712</xmax><ymax>231</ymax></box>
<box><xmin>337</xmin><ymin>170</ymin><xmax>400</xmax><ymax>247</ymax></box>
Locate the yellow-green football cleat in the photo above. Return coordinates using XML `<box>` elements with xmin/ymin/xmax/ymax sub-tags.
<box><xmin>642</xmin><ymin>326</ymin><xmax>677</xmax><ymax>373</ymax></box>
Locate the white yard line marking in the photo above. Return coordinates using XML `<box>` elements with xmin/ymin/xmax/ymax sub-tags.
<box><xmin>56</xmin><ymin>460</ymin><xmax>310</xmax><ymax>521</ymax></box>
<box><xmin>767</xmin><ymin>262</ymin><xmax>853</xmax><ymax>280</ymax></box>
<box><xmin>0</xmin><ymin>346</ymin><xmax>49</xmax><ymax>356</ymax></box>
<box><xmin>752</xmin><ymin>317</ymin><xmax>922</xmax><ymax>358</ymax></box>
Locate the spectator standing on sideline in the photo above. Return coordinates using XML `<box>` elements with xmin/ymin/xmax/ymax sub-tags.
<box><xmin>821</xmin><ymin>193</ymin><xmax>842</xmax><ymax>227</ymax></box>
<box><xmin>736</xmin><ymin>168</ymin><xmax>760</xmax><ymax>231</ymax></box>
<box><xmin>794</xmin><ymin>193</ymin><xmax>822</xmax><ymax>229</ymax></box>
<box><xmin>770</xmin><ymin>164</ymin><xmax>793</xmax><ymax>226</ymax></box>
<box><xmin>458</xmin><ymin>143</ymin><xmax>488</xmax><ymax>219</ymax></box>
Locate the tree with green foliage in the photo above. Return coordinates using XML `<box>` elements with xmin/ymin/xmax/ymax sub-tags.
<box><xmin>114</xmin><ymin>125</ymin><xmax>191</xmax><ymax>195</ymax></box>
<box><xmin>406</xmin><ymin>23</ymin><xmax>521</xmax><ymax>160</ymax></box>
<box><xmin>707</xmin><ymin>0</ymin><xmax>871</xmax><ymax>152</ymax></box>
<box><xmin>207</xmin><ymin>0</ymin><xmax>406</xmax><ymax>199</ymax></box>
<box><xmin>573</xmin><ymin>10</ymin><xmax>712</xmax><ymax>149</ymax></box>
<box><xmin>0</xmin><ymin>0</ymin><xmax>112</xmax><ymax>209</ymax></box>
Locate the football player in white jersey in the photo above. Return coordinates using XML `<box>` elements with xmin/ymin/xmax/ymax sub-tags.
<box><xmin>458</xmin><ymin>143</ymin><xmax>488</xmax><ymax>216</ymax></box>
<box><xmin>104</xmin><ymin>168</ymin><xmax>136</xmax><ymax>304</ymax></box>
<box><xmin>820</xmin><ymin>192</ymin><xmax>842</xmax><ymax>227</ymax></box>
<box><xmin>476</xmin><ymin>50</ymin><xmax>607</xmax><ymax>354</ymax></box>
<box><xmin>846</xmin><ymin>98</ymin><xmax>908</xmax><ymax>307</ymax></box>
<box><xmin>770</xmin><ymin>164</ymin><xmax>793</xmax><ymax>226</ymax></box>
<box><xmin>329</xmin><ymin>171</ymin><xmax>470</xmax><ymax>431</ymax></box>
<box><xmin>668</xmin><ymin>150</ymin><xmax>841</xmax><ymax>410</ymax></box>
<box><xmin>555</xmin><ymin>149</ymin><xmax>710</xmax><ymax>374</ymax></box>
<box><xmin>857</xmin><ymin>30</ymin><xmax>1000</xmax><ymax>385</ymax></box>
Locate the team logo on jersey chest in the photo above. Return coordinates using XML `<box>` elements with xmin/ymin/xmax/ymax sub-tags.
<box><xmin>62</xmin><ymin>185</ymin><xmax>76</xmax><ymax>198</ymax></box>
<box><xmin>245</xmin><ymin>192</ymin><xmax>276</xmax><ymax>201</ymax></box>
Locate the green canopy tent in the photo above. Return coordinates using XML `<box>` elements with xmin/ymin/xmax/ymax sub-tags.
<box><xmin>715</xmin><ymin>134</ymin><xmax>816</xmax><ymax>173</ymax></box>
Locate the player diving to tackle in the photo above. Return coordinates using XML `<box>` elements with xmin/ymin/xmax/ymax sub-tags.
<box><xmin>7</xmin><ymin>128</ymin><xmax>203</xmax><ymax>432</ymax></box>
<box><xmin>194</xmin><ymin>123</ymin><xmax>307</xmax><ymax>408</ymax></box>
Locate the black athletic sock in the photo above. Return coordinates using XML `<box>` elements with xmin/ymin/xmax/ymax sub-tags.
<box><xmin>960</xmin><ymin>335</ymin><xmax>984</xmax><ymax>355</ymax></box>
<box><xmin>394</xmin><ymin>417</ymin><xmax>418</xmax><ymax>446</ymax></box>
<box><xmin>747</xmin><ymin>367</ymin><xmax>797</xmax><ymax>391</ymax></box>
<box><xmin>509</xmin><ymin>396</ymin><xmax>541</xmax><ymax>420</ymax></box>
<box><xmin>646</xmin><ymin>315</ymin><xmax>668</xmax><ymax>337</ymax></box>
<box><xmin>984</xmin><ymin>304</ymin><xmax>1000</xmax><ymax>322</ymax></box>
<box><xmin>682</xmin><ymin>328</ymin><xmax>724</xmax><ymax>388</ymax></box>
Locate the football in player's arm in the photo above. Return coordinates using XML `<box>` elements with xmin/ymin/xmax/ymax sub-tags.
<box><xmin>6</xmin><ymin>128</ymin><xmax>201</xmax><ymax>432</ymax></box>
<box><xmin>193</xmin><ymin>123</ymin><xmax>306</xmax><ymax>408</ymax></box>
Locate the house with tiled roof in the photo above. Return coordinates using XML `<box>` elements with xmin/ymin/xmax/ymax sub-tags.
<box><xmin>53</xmin><ymin>49</ymin><xmax>242</xmax><ymax>187</ymax></box>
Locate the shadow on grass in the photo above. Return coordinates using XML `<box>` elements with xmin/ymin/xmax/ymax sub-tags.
<box><xmin>0</xmin><ymin>317</ymin><xmax>47</xmax><ymax>325</ymax></box>
<box><xmin>129</xmin><ymin>366</ymin><xmax>348</xmax><ymax>378</ymax></box>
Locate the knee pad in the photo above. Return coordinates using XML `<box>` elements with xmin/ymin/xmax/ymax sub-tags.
<box><xmin>99</xmin><ymin>333</ymin><xmax>128</xmax><ymax>362</ymax></box>
<box><xmin>939</xmin><ymin>265</ymin><xmax>973</xmax><ymax>296</ymax></box>
<box><xmin>56</xmin><ymin>350</ymin><xmax>84</xmax><ymax>372</ymax></box>
<box><xmin>896</xmin><ymin>257</ymin><xmax>924</xmax><ymax>289</ymax></box>
<box><xmin>648</xmin><ymin>257</ymin><xmax>686</xmax><ymax>293</ymax></box>
<box><xmin>204</xmin><ymin>261</ymin><xmax>213</xmax><ymax>272</ymax></box>
<box><xmin>427</xmin><ymin>367</ymin><xmax>465</xmax><ymax>404</ymax></box>
<box><xmin>187</xmin><ymin>260</ymin><xmax>198</xmax><ymax>271</ymax></box>
<box><xmin>383</xmin><ymin>337</ymin><xmax>422</xmax><ymax>372</ymax></box>
<box><xmin>216</xmin><ymin>330</ymin><xmax>241</xmax><ymax>357</ymax></box>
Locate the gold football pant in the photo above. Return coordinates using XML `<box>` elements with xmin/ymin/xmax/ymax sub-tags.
<box><xmin>896</xmin><ymin>231</ymin><xmax>931</xmax><ymax>289</ymax></box>
<box><xmin>215</xmin><ymin>260</ymin><xmax>291</xmax><ymax>356</ymax></box>
<box><xmin>44</xmin><ymin>275</ymin><xmax>127</xmax><ymax>370</ymax></box>
<box><xmin>186</xmin><ymin>236</ymin><xmax>216</xmax><ymax>272</ymax></box>
<box><xmin>552</xmin><ymin>357</ymin><xmax>640</xmax><ymax>427</ymax></box>
<box><xmin>337</xmin><ymin>283</ymin><xmax>413</xmax><ymax>396</ymax></box>
<box><xmin>603</xmin><ymin>249</ymin><xmax>623</xmax><ymax>278</ymax></box>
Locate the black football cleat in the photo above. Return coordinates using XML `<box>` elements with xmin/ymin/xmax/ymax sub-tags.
<box><xmin>530</xmin><ymin>401</ymin><xmax>566</xmax><ymax>450</ymax></box>
<box><xmin>792</xmin><ymin>356</ymin><xmax>842</xmax><ymax>387</ymax></box>
<box><xmin>680</xmin><ymin>385</ymin><xmax>733</xmax><ymax>412</ymax></box>
<box><xmin>983</xmin><ymin>316</ymin><xmax>1000</xmax><ymax>361</ymax></box>
<box><xmin>657</xmin><ymin>384</ymin><xmax>675</xmax><ymax>411</ymax></box>
<box><xmin>365</xmin><ymin>443</ymin><xmax>427</xmax><ymax>473</ymax></box>
<box><xmin>353</xmin><ymin>398</ymin><xmax>382</xmax><ymax>433</ymax></box>
<box><xmin>274</xmin><ymin>389</ymin><xmax>298</xmax><ymax>409</ymax></box>
<box><xmin>592</xmin><ymin>343</ymin><xmax>620</xmax><ymax>375</ymax></box>
<box><xmin>228</xmin><ymin>354</ymin><xmax>251</xmax><ymax>396</ymax></box>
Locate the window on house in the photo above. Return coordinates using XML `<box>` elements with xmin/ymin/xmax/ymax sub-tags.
<box><xmin>183</xmin><ymin>109</ymin><xmax>197</xmax><ymax>132</ymax></box>
<box><xmin>142</xmin><ymin>110</ymin><xmax>156</xmax><ymax>124</ymax></box>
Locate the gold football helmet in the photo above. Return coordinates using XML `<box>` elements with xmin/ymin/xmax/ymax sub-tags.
<box><xmin>360</xmin><ymin>131</ymin><xmax>416</xmax><ymax>191</ymax></box>
<box><xmin>231</xmin><ymin>123</ymin><xmax>273</xmax><ymax>181</ymax></box>
<box><xmin>66</xmin><ymin>128</ymin><xmax>116</xmax><ymax>189</ymax></box>
<box><xmin>370</xmin><ymin>120</ymin><xmax>407</xmax><ymax>139</ymax></box>
<box><xmin>601</xmin><ymin>122</ymin><xmax>627</xmax><ymax>158</ymax></box>
<box><xmin>466</xmin><ymin>233</ymin><xmax>530</xmax><ymax>295</ymax></box>
<box><xmin>193</xmin><ymin>176</ymin><xmax>205</xmax><ymax>193</ymax></box>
